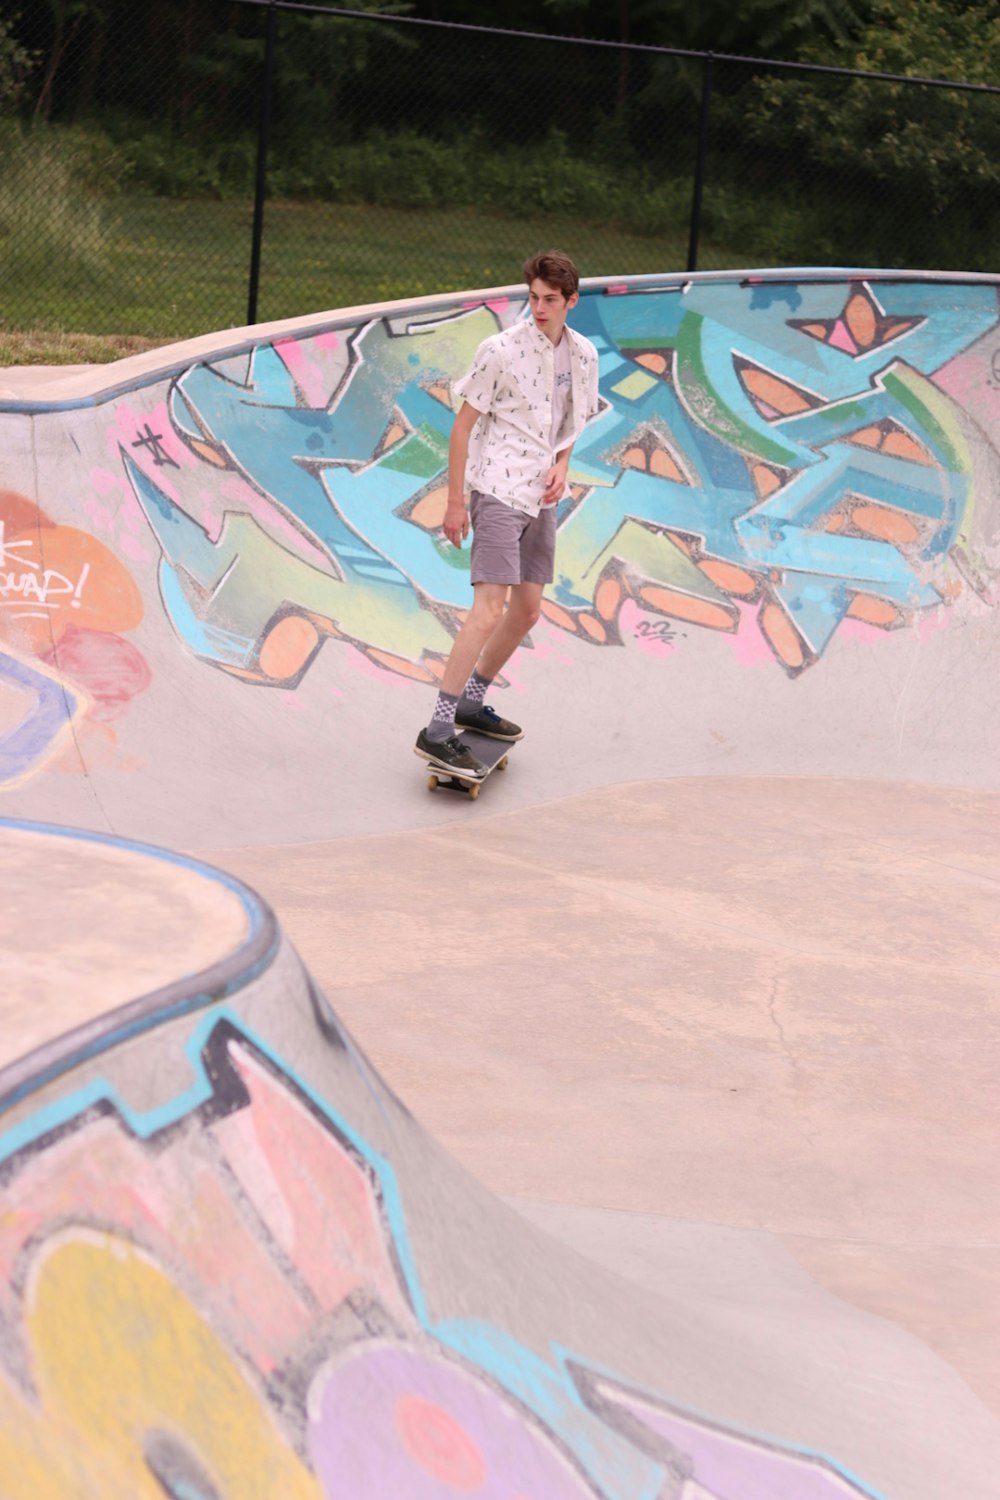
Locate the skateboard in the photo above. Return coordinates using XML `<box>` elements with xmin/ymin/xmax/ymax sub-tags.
<box><xmin>424</xmin><ymin>730</ymin><xmax>513</xmax><ymax>800</ymax></box>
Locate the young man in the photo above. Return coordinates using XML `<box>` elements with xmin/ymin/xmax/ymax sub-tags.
<box><xmin>415</xmin><ymin>249</ymin><xmax>600</xmax><ymax>777</ymax></box>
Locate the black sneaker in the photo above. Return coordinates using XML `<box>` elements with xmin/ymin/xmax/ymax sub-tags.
<box><xmin>454</xmin><ymin>704</ymin><xmax>523</xmax><ymax>741</ymax></box>
<box><xmin>415</xmin><ymin>728</ymin><xmax>486</xmax><ymax>779</ymax></box>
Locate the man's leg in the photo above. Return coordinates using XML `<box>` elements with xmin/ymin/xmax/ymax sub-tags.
<box><xmin>471</xmin><ymin>499</ymin><xmax>553</xmax><ymax>684</ymax></box>
<box><xmin>451</xmin><ymin>583</ymin><xmax>543</xmax><ymax>742</ymax></box>
<box><xmin>419</xmin><ymin>496</ymin><xmax>540</xmax><ymax>756</ymax></box>
<box><xmin>475</xmin><ymin>581</ymin><xmax>543</xmax><ymax>681</ymax></box>
<box><xmin>423</xmin><ymin>582</ymin><xmax>508</xmax><ymax>743</ymax></box>
<box><xmin>441</xmin><ymin>583</ymin><xmax>510</xmax><ymax>695</ymax></box>
<box><xmin>455</xmin><ymin>492</ymin><xmax>553</xmax><ymax>741</ymax></box>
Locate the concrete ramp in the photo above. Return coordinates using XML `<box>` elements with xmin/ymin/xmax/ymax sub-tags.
<box><xmin>1</xmin><ymin>271</ymin><xmax>998</xmax><ymax>840</ymax></box>
<box><xmin>1</xmin><ymin>270</ymin><xmax>999</xmax><ymax>1497</ymax></box>
<box><xmin>2</xmin><ymin>817</ymin><xmax>996</xmax><ymax>1500</ymax></box>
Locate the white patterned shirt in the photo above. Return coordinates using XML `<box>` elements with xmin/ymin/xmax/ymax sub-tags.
<box><xmin>550</xmin><ymin>331</ymin><xmax>572</xmax><ymax>447</ymax></box>
<box><xmin>453</xmin><ymin>318</ymin><xmax>600</xmax><ymax>517</ymax></box>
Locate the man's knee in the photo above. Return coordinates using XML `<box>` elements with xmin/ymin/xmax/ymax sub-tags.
<box><xmin>510</xmin><ymin>603</ymin><xmax>541</xmax><ymax>634</ymax></box>
<box><xmin>469</xmin><ymin>588</ymin><xmax>506</xmax><ymax>633</ymax></box>
<box><xmin>508</xmin><ymin>589</ymin><xmax>543</xmax><ymax>634</ymax></box>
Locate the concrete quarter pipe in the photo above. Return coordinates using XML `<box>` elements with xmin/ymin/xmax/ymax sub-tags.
<box><xmin>0</xmin><ymin>269</ymin><xmax>998</xmax><ymax>1497</ymax></box>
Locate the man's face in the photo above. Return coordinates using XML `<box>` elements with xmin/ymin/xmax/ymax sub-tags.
<box><xmin>528</xmin><ymin>278</ymin><xmax>578</xmax><ymax>343</ymax></box>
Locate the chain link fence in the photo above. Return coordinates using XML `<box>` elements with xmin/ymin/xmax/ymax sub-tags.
<box><xmin>2</xmin><ymin>0</ymin><xmax>999</xmax><ymax>345</ymax></box>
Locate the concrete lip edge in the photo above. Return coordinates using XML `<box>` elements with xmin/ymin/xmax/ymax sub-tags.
<box><xmin>0</xmin><ymin>818</ymin><xmax>281</xmax><ymax>1115</ymax></box>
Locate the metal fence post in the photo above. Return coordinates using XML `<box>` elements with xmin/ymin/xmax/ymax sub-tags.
<box><xmin>247</xmin><ymin>0</ymin><xmax>277</xmax><ymax>326</ymax></box>
<box><xmin>687</xmin><ymin>55</ymin><xmax>714</xmax><ymax>274</ymax></box>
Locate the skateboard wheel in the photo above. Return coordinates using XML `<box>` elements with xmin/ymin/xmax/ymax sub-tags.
<box><xmin>427</xmin><ymin>773</ymin><xmax>438</xmax><ymax>792</ymax></box>
<box><xmin>498</xmin><ymin>756</ymin><xmax>508</xmax><ymax>771</ymax></box>
<box><xmin>467</xmin><ymin>781</ymin><xmax>481</xmax><ymax>800</ymax></box>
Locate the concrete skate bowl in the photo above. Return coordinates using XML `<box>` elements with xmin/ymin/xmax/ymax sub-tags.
<box><xmin>1</xmin><ymin>269</ymin><xmax>999</xmax><ymax>1498</ymax></box>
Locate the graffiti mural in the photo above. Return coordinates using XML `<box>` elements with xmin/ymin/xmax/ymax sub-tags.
<box><xmin>117</xmin><ymin>278</ymin><xmax>999</xmax><ymax>686</ymax></box>
<box><xmin>0</xmin><ymin>1010</ymin><xmax>877</xmax><ymax>1499</ymax></box>
<box><xmin>0</xmin><ymin>491</ymin><xmax>150</xmax><ymax>784</ymax></box>
<box><xmin>0</xmin><ymin>275</ymin><xmax>996</xmax><ymax>790</ymax></box>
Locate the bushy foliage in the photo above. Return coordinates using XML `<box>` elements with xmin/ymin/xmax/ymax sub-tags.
<box><xmin>0</xmin><ymin>13</ymin><xmax>37</xmax><ymax>115</ymax></box>
<box><xmin>0</xmin><ymin>124</ymin><xmax>113</xmax><ymax>292</ymax></box>
<box><xmin>119</xmin><ymin>129</ymin><xmax>258</xmax><ymax>199</ymax></box>
<box><xmin>94</xmin><ymin>118</ymin><xmax>695</xmax><ymax>240</ymax></box>
<box><xmin>540</xmin><ymin>0</ymin><xmax>868</xmax><ymax>55</ymax></box>
<box><xmin>741</xmin><ymin>0</ymin><xmax>1000</xmax><ymax>209</ymax></box>
<box><xmin>11</xmin><ymin>102</ymin><xmax>999</xmax><ymax>274</ymax></box>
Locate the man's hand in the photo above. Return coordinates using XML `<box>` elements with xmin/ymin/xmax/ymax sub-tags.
<box><xmin>542</xmin><ymin>457</ymin><xmax>569</xmax><ymax>506</ymax></box>
<box><xmin>445</xmin><ymin>402</ymin><xmax>480</xmax><ymax>543</ymax></box>
<box><xmin>443</xmin><ymin>496</ymin><xmax>470</xmax><ymax>547</ymax></box>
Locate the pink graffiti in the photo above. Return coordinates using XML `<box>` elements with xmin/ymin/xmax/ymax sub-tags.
<box><xmin>620</xmin><ymin>598</ymin><xmax>678</xmax><ymax>659</ymax></box>
<box><xmin>274</xmin><ymin>336</ymin><xmax>335</xmax><ymax>411</ymax></box>
<box><xmin>39</xmin><ymin>625</ymin><xmax>151</xmax><ymax>722</ymax></box>
<box><xmin>110</xmin><ymin>400</ymin><xmax>189</xmax><ymax>474</ymax></box>
<box><xmin>725</xmin><ymin>601</ymin><xmax>778</xmax><ymax>669</ymax></box>
<box><xmin>0</xmin><ymin>1033</ymin><xmax>413</xmax><ymax>1375</ymax></box>
<box><xmin>0</xmin><ymin>1022</ymin><xmax>880</xmax><ymax>1500</ymax></box>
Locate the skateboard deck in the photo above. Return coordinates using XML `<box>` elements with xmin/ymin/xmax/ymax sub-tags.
<box><xmin>424</xmin><ymin>730</ymin><xmax>513</xmax><ymax>800</ymax></box>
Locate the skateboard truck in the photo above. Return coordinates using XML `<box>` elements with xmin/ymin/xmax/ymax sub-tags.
<box><xmin>423</xmin><ymin>729</ymin><xmax>513</xmax><ymax>800</ymax></box>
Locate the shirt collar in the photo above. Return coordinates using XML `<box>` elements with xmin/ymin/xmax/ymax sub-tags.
<box><xmin>522</xmin><ymin>318</ymin><xmax>565</xmax><ymax>357</ymax></box>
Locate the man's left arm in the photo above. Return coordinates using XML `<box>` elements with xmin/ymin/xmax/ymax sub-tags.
<box><xmin>542</xmin><ymin>444</ymin><xmax>573</xmax><ymax>506</ymax></box>
<box><xmin>542</xmin><ymin>340</ymin><xmax>599</xmax><ymax>505</ymax></box>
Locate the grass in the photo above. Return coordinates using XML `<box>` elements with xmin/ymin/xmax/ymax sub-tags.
<box><xmin>0</xmin><ymin>329</ymin><xmax>167</xmax><ymax>366</ymax></box>
<box><xmin>1</xmin><ymin>194</ymin><xmax>736</xmax><ymax>366</ymax></box>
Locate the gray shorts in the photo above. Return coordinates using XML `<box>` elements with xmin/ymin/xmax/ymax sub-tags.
<box><xmin>469</xmin><ymin>490</ymin><xmax>557</xmax><ymax>586</ymax></box>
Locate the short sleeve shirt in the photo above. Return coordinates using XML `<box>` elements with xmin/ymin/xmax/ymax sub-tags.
<box><xmin>453</xmin><ymin>319</ymin><xmax>600</xmax><ymax>517</ymax></box>
<box><xmin>550</xmin><ymin>332</ymin><xmax>572</xmax><ymax>447</ymax></box>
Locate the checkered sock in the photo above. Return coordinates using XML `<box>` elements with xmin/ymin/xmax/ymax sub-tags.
<box><xmin>458</xmin><ymin>670</ymin><xmax>492</xmax><ymax>717</ymax></box>
<box><xmin>425</xmin><ymin>689</ymin><xmax>460</xmax><ymax>744</ymax></box>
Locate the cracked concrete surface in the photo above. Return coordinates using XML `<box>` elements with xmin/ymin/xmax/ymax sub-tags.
<box><xmin>205</xmin><ymin>772</ymin><xmax>1000</xmax><ymax>1421</ymax></box>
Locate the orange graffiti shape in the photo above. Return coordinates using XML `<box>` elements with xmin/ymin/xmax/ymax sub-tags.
<box><xmin>0</xmin><ymin>494</ymin><xmax>143</xmax><ymax>656</ymax></box>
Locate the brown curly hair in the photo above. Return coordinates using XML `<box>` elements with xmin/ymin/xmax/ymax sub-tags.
<box><xmin>522</xmin><ymin>250</ymin><xmax>580</xmax><ymax>300</ymax></box>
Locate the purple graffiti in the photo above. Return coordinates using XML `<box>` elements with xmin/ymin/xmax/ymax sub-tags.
<box><xmin>308</xmin><ymin>1344</ymin><xmax>602</xmax><ymax>1499</ymax></box>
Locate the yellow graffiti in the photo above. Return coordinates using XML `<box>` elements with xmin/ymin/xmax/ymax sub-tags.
<box><xmin>0</xmin><ymin>1231</ymin><xmax>323</xmax><ymax>1499</ymax></box>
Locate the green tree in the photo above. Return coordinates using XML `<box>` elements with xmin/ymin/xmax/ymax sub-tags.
<box><xmin>0</xmin><ymin>12</ymin><xmax>38</xmax><ymax>115</ymax></box>
<box><xmin>803</xmin><ymin>0</ymin><xmax>1000</xmax><ymax>80</ymax></box>
<box><xmin>269</xmin><ymin>0</ymin><xmax>413</xmax><ymax>145</ymax></box>
<box><xmin>746</xmin><ymin>0</ymin><xmax>1000</xmax><ymax>205</ymax></box>
<box><xmin>30</xmin><ymin>0</ymin><xmax>106</xmax><ymax>121</ymax></box>
<box><xmin>538</xmin><ymin>0</ymin><xmax>869</xmax><ymax>56</ymax></box>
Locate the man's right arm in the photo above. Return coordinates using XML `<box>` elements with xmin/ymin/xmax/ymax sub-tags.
<box><xmin>444</xmin><ymin>401</ymin><xmax>482</xmax><ymax>547</ymax></box>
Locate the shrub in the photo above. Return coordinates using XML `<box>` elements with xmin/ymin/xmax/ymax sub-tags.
<box><xmin>0</xmin><ymin>13</ymin><xmax>37</xmax><ymax>117</ymax></box>
<box><xmin>0</xmin><ymin>124</ymin><xmax>114</xmax><ymax>296</ymax></box>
